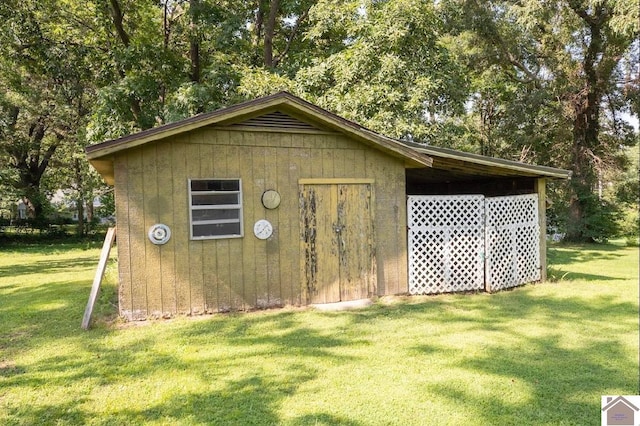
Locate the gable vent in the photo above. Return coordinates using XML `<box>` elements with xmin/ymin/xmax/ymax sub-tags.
<box><xmin>232</xmin><ymin>111</ymin><xmax>322</xmax><ymax>131</ymax></box>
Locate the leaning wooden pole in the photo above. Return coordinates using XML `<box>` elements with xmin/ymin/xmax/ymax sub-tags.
<box><xmin>82</xmin><ymin>226</ymin><xmax>116</xmax><ymax>330</ymax></box>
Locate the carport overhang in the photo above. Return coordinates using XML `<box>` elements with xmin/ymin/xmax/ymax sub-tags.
<box><xmin>402</xmin><ymin>143</ymin><xmax>571</xmax><ymax>196</ymax></box>
<box><xmin>401</xmin><ymin>143</ymin><xmax>571</xmax><ymax>284</ymax></box>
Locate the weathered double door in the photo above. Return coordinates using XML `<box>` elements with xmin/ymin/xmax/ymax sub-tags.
<box><xmin>300</xmin><ymin>181</ymin><xmax>376</xmax><ymax>304</ymax></box>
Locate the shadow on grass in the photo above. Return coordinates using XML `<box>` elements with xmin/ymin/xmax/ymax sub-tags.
<box><xmin>1</xmin><ymin>242</ymin><xmax>636</xmax><ymax>425</ymax></box>
<box><xmin>422</xmin><ymin>336</ymin><xmax>633</xmax><ymax>425</ymax></box>
<box><xmin>3</xmin><ymin>288</ymin><xmax>637</xmax><ymax>425</ymax></box>
<box><xmin>0</xmin><ymin>254</ymin><xmax>116</xmax><ymax>363</ymax></box>
<box><xmin>338</xmin><ymin>287</ymin><xmax>637</xmax><ymax>424</ymax></box>
<box><xmin>0</xmin><ymin>280</ymin><xmax>89</xmax><ymax>362</ymax></box>
<box><xmin>95</xmin><ymin>373</ymin><xmax>336</xmax><ymax>426</ymax></box>
<box><xmin>546</xmin><ymin>244</ymin><xmax>630</xmax><ymax>282</ymax></box>
<box><xmin>546</xmin><ymin>269</ymin><xmax>623</xmax><ymax>282</ymax></box>
<box><xmin>63</xmin><ymin>370</ymin><xmax>368</xmax><ymax>426</ymax></box>
<box><xmin>178</xmin><ymin>310</ymin><xmax>362</xmax><ymax>361</ymax></box>
<box><xmin>547</xmin><ymin>243</ymin><xmax>626</xmax><ymax>265</ymax></box>
<box><xmin>4</xmin><ymin>338</ymin><xmax>293</xmax><ymax>424</ymax></box>
<box><xmin>2</xmin><ymin>332</ymin><xmax>359</xmax><ymax>426</ymax></box>
<box><xmin>288</xmin><ymin>413</ymin><xmax>363</xmax><ymax>425</ymax></box>
<box><xmin>2</xmin><ymin>244</ymin><xmax>352</xmax><ymax>425</ymax></box>
<box><xmin>1</xmin><ymin>302</ymin><xmax>360</xmax><ymax>425</ymax></box>
<box><xmin>0</xmin><ymin>256</ymin><xmax>98</xmax><ymax>280</ymax></box>
<box><xmin>4</xmin><ymin>399</ymin><xmax>90</xmax><ymax>425</ymax></box>
<box><xmin>346</xmin><ymin>289</ymin><xmax>636</xmax><ymax>336</ymax></box>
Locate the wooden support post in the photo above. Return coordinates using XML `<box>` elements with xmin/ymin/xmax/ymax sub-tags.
<box><xmin>484</xmin><ymin>201</ymin><xmax>492</xmax><ymax>294</ymax></box>
<box><xmin>534</xmin><ymin>178</ymin><xmax>547</xmax><ymax>282</ymax></box>
<box><xmin>82</xmin><ymin>226</ymin><xmax>117</xmax><ymax>330</ymax></box>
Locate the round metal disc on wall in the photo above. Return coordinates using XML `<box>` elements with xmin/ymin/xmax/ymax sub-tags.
<box><xmin>253</xmin><ymin>219</ymin><xmax>273</xmax><ymax>240</ymax></box>
<box><xmin>148</xmin><ymin>224</ymin><xmax>171</xmax><ymax>245</ymax></box>
<box><xmin>261</xmin><ymin>189</ymin><xmax>281</xmax><ymax>209</ymax></box>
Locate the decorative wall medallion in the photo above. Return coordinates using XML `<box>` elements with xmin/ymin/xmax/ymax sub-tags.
<box><xmin>148</xmin><ymin>224</ymin><xmax>171</xmax><ymax>245</ymax></box>
<box><xmin>261</xmin><ymin>190</ymin><xmax>281</xmax><ymax>209</ymax></box>
<box><xmin>253</xmin><ymin>219</ymin><xmax>273</xmax><ymax>240</ymax></box>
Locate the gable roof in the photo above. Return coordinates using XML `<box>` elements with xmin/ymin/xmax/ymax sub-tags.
<box><xmin>86</xmin><ymin>91</ymin><xmax>570</xmax><ymax>185</ymax></box>
<box><xmin>86</xmin><ymin>92</ymin><xmax>433</xmax><ymax>184</ymax></box>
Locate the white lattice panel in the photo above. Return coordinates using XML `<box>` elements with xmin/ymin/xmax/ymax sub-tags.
<box><xmin>485</xmin><ymin>194</ymin><xmax>540</xmax><ymax>291</ymax></box>
<box><xmin>408</xmin><ymin>195</ymin><xmax>485</xmax><ymax>294</ymax></box>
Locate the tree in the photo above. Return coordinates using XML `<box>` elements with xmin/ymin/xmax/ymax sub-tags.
<box><xmin>443</xmin><ymin>0</ymin><xmax>639</xmax><ymax>241</ymax></box>
<box><xmin>0</xmin><ymin>0</ymin><xmax>93</xmax><ymax>220</ymax></box>
<box><xmin>45</xmin><ymin>129</ymin><xmax>108</xmax><ymax>236</ymax></box>
<box><xmin>250</xmin><ymin>0</ymin><xmax>316</xmax><ymax>71</ymax></box>
<box><xmin>87</xmin><ymin>0</ymin><xmax>253</xmax><ymax>141</ymax></box>
<box><xmin>1</xmin><ymin>0</ymin><xmax>635</xmax><ymax>244</ymax></box>
<box><xmin>86</xmin><ymin>0</ymin><xmax>186</xmax><ymax>140</ymax></box>
<box><xmin>293</xmin><ymin>0</ymin><xmax>468</xmax><ymax>141</ymax></box>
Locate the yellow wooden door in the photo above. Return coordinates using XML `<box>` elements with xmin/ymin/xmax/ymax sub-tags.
<box><xmin>300</xmin><ymin>182</ymin><xmax>375</xmax><ymax>304</ymax></box>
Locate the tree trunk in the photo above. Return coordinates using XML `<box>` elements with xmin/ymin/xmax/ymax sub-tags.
<box><xmin>254</xmin><ymin>1</ymin><xmax>265</xmax><ymax>50</ymax></box>
<box><xmin>263</xmin><ymin>0</ymin><xmax>279</xmax><ymax>68</ymax></box>
<box><xmin>22</xmin><ymin>187</ymin><xmax>44</xmax><ymax>219</ymax></box>
<box><xmin>109</xmin><ymin>0</ymin><xmax>130</xmax><ymax>47</ymax></box>
<box><xmin>74</xmin><ymin>158</ymin><xmax>85</xmax><ymax>237</ymax></box>
<box><xmin>189</xmin><ymin>0</ymin><xmax>201</xmax><ymax>84</ymax></box>
<box><xmin>564</xmin><ymin>4</ymin><xmax>605</xmax><ymax>242</ymax></box>
<box><xmin>10</xmin><ymin>116</ymin><xmax>61</xmax><ymax>221</ymax></box>
<box><xmin>565</xmin><ymin>95</ymin><xmax>600</xmax><ymax>242</ymax></box>
<box><xmin>76</xmin><ymin>197</ymin><xmax>85</xmax><ymax>237</ymax></box>
<box><xmin>86</xmin><ymin>198</ymin><xmax>94</xmax><ymax>233</ymax></box>
<box><xmin>108</xmin><ymin>0</ymin><xmax>145</xmax><ymax>128</ymax></box>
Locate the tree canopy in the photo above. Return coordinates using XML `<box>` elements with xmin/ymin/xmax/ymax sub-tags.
<box><xmin>0</xmin><ymin>0</ymin><xmax>637</xmax><ymax>241</ymax></box>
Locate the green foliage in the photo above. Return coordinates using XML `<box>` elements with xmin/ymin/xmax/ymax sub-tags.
<box><xmin>96</xmin><ymin>191</ymin><xmax>115</xmax><ymax>219</ymax></box>
<box><xmin>237</xmin><ymin>66</ymin><xmax>298</xmax><ymax>99</ymax></box>
<box><xmin>549</xmin><ymin>179</ymin><xmax>625</xmax><ymax>243</ymax></box>
<box><xmin>618</xmin><ymin>206</ymin><xmax>639</xmax><ymax>246</ymax></box>
<box><xmin>440</xmin><ymin>0</ymin><xmax>639</xmax><ymax>241</ymax></box>
<box><xmin>580</xmin><ymin>198</ymin><xmax>622</xmax><ymax>243</ymax></box>
<box><xmin>0</xmin><ymin>0</ymin><xmax>637</xmax><ymax>242</ymax></box>
<box><xmin>0</xmin><ymin>0</ymin><xmax>97</xmax><ymax>220</ymax></box>
<box><xmin>612</xmin><ymin>144</ymin><xmax>640</xmax><ymax>245</ymax></box>
<box><xmin>298</xmin><ymin>0</ymin><xmax>468</xmax><ymax>142</ymax></box>
<box><xmin>614</xmin><ymin>144</ymin><xmax>640</xmax><ymax>205</ymax></box>
<box><xmin>163</xmin><ymin>60</ymin><xmax>243</xmax><ymax>122</ymax></box>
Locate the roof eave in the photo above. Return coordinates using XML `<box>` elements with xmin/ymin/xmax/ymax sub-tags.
<box><xmin>89</xmin><ymin>158</ymin><xmax>115</xmax><ymax>185</ymax></box>
<box><xmin>411</xmin><ymin>146</ymin><xmax>571</xmax><ymax>179</ymax></box>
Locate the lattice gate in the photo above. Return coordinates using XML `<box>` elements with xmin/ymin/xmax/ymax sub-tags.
<box><xmin>407</xmin><ymin>194</ymin><xmax>540</xmax><ymax>295</ymax></box>
<box><xmin>407</xmin><ymin>195</ymin><xmax>485</xmax><ymax>294</ymax></box>
<box><xmin>485</xmin><ymin>194</ymin><xmax>540</xmax><ymax>292</ymax></box>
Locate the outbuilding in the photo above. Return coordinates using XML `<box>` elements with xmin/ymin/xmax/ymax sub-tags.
<box><xmin>86</xmin><ymin>92</ymin><xmax>570</xmax><ymax>319</ymax></box>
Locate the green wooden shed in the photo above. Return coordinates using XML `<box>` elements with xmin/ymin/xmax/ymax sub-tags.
<box><xmin>86</xmin><ymin>92</ymin><xmax>570</xmax><ymax>320</ymax></box>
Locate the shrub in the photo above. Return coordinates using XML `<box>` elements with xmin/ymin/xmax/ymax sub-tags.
<box><xmin>619</xmin><ymin>206</ymin><xmax>639</xmax><ymax>246</ymax></box>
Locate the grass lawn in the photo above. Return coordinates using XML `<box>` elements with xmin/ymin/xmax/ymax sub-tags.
<box><xmin>0</xmin><ymin>241</ymin><xmax>638</xmax><ymax>425</ymax></box>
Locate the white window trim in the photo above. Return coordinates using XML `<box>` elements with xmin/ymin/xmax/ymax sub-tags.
<box><xmin>188</xmin><ymin>178</ymin><xmax>244</xmax><ymax>240</ymax></box>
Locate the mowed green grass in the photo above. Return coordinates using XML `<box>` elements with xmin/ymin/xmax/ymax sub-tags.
<box><xmin>0</xmin><ymin>241</ymin><xmax>637</xmax><ymax>425</ymax></box>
